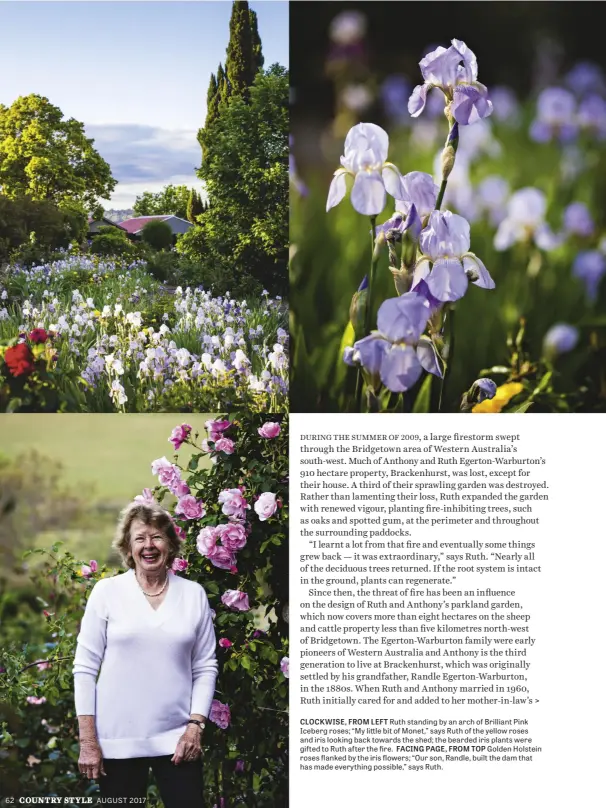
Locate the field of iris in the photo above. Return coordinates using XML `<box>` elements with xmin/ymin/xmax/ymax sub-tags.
<box><xmin>290</xmin><ymin>12</ymin><xmax>606</xmax><ymax>413</ymax></box>
<box><xmin>0</xmin><ymin>254</ymin><xmax>288</xmax><ymax>412</ymax></box>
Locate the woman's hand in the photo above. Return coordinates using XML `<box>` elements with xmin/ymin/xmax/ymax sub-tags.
<box><xmin>171</xmin><ymin>724</ymin><xmax>202</xmax><ymax>765</ymax></box>
<box><xmin>78</xmin><ymin>738</ymin><xmax>105</xmax><ymax>779</ymax></box>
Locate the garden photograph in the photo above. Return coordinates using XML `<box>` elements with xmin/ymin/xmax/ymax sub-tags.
<box><xmin>290</xmin><ymin>2</ymin><xmax>606</xmax><ymax>413</ymax></box>
<box><xmin>0</xmin><ymin>1</ymin><xmax>289</xmax><ymax>413</ymax></box>
<box><xmin>0</xmin><ymin>413</ymin><xmax>288</xmax><ymax>805</ymax></box>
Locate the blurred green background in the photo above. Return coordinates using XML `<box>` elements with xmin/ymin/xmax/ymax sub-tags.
<box><xmin>0</xmin><ymin>415</ymin><xmax>213</xmax><ymax>586</ymax></box>
<box><xmin>290</xmin><ymin>1</ymin><xmax>606</xmax><ymax>412</ymax></box>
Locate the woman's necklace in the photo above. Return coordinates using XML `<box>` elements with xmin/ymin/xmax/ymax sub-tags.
<box><xmin>136</xmin><ymin>572</ymin><xmax>169</xmax><ymax>598</ymax></box>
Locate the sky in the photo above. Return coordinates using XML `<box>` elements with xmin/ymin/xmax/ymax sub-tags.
<box><xmin>0</xmin><ymin>1</ymin><xmax>289</xmax><ymax>209</ymax></box>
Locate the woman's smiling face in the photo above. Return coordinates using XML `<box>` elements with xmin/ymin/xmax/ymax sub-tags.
<box><xmin>129</xmin><ymin>519</ymin><xmax>170</xmax><ymax>574</ymax></box>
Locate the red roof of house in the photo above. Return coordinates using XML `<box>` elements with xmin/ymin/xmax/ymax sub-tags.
<box><xmin>119</xmin><ymin>215</ymin><xmax>170</xmax><ymax>234</ymax></box>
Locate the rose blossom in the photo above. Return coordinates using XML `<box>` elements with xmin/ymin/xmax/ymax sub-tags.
<box><xmin>218</xmin><ymin>488</ymin><xmax>250</xmax><ymax>519</ymax></box>
<box><xmin>169</xmin><ymin>423</ymin><xmax>192</xmax><ymax>450</ymax></box>
<box><xmin>209</xmin><ymin>699</ymin><xmax>231</xmax><ymax>729</ymax></box>
<box><xmin>214</xmin><ymin>437</ymin><xmax>235</xmax><ymax>455</ymax></box>
<box><xmin>216</xmin><ymin>522</ymin><xmax>247</xmax><ymax>552</ymax></box>
<box><xmin>171</xmin><ymin>558</ymin><xmax>188</xmax><ymax>573</ymax></box>
<box><xmin>4</xmin><ymin>343</ymin><xmax>35</xmax><ymax>376</ymax></box>
<box><xmin>258</xmin><ymin>422</ymin><xmax>281</xmax><ymax>439</ymax></box>
<box><xmin>81</xmin><ymin>560</ymin><xmax>98</xmax><ymax>578</ymax></box>
<box><xmin>209</xmin><ymin>547</ymin><xmax>237</xmax><ymax>570</ymax></box>
<box><xmin>218</xmin><ymin>638</ymin><xmax>233</xmax><ymax>648</ymax></box>
<box><xmin>221</xmin><ymin>590</ymin><xmax>250</xmax><ymax>611</ymax></box>
<box><xmin>205</xmin><ymin>419</ymin><xmax>231</xmax><ymax>439</ymax></box>
<box><xmin>134</xmin><ymin>488</ymin><xmax>155</xmax><ymax>503</ymax></box>
<box><xmin>151</xmin><ymin>457</ymin><xmax>181</xmax><ymax>489</ymax></box>
<box><xmin>174</xmin><ymin>495</ymin><xmax>206</xmax><ymax>520</ymax></box>
<box><xmin>172</xmin><ymin>479</ymin><xmax>191</xmax><ymax>498</ymax></box>
<box><xmin>26</xmin><ymin>696</ymin><xmax>47</xmax><ymax>705</ymax></box>
<box><xmin>254</xmin><ymin>492</ymin><xmax>278</xmax><ymax>521</ymax></box>
<box><xmin>28</xmin><ymin>328</ymin><xmax>50</xmax><ymax>344</ymax></box>
<box><xmin>36</xmin><ymin>661</ymin><xmax>51</xmax><ymax>671</ymax></box>
<box><xmin>197</xmin><ymin>526</ymin><xmax>218</xmax><ymax>556</ymax></box>
<box><xmin>280</xmin><ymin>657</ymin><xmax>290</xmax><ymax>678</ymax></box>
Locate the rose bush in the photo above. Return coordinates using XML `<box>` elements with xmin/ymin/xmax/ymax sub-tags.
<box><xmin>0</xmin><ymin>412</ymin><xmax>288</xmax><ymax>806</ymax></box>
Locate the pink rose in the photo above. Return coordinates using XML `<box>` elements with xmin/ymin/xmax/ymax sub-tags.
<box><xmin>214</xmin><ymin>437</ymin><xmax>235</xmax><ymax>455</ymax></box>
<box><xmin>218</xmin><ymin>638</ymin><xmax>233</xmax><ymax>648</ymax></box>
<box><xmin>205</xmin><ymin>419</ymin><xmax>231</xmax><ymax>438</ymax></box>
<box><xmin>80</xmin><ymin>560</ymin><xmax>97</xmax><ymax>578</ymax></box>
<box><xmin>216</xmin><ymin>522</ymin><xmax>247</xmax><ymax>552</ymax></box>
<box><xmin>169</xmin><ymin>423</ymin><xmax>192</xmax><ymax>450</ymax></box>
<box><xmin>197</xmin><ymin>526</ymin><xmax>218</xmax><ymax>556</ymax></box>
<box><xmin>254</xmin><ymin>492</ymin><xmax>278</xmax><ymax>521</ymax></box>
<box><xmin>171</xmin><ymin>558</ymin><xmax>188</xmax><ymax>572</ymax></box>
<box><xmin>258</xmin><ymin>422</ymin><xmax>281</xmax><ymax>439</ymax></box>
<box><xmin>36</xmin><ymin>661</ymin><xmax>51</xmax><ymax>671</ymax></box>
<box><xmin>221</xmin><ymin>589</ymin><xmax>250</xmax><ymax>611</ymax></box>
<box><xmin>201</xmin><ymin>439</ymin><xmax>213</xmax><ymax>453</ymax></box>
<box><xmin>151</xmin><ymin>457</ymin><xmax>181</xmax><ymax>489</ymax></box>
<box><xmin>280</xmin><ymin>657</ymin><xmax>289</xmax><ymax>678</ymax></box>
<box><xmin>172</xmin><ymin>479</ymin><xmax>191</xmax><ymax>498</ymax></box>
<box><xmin>175</xmin><ymin>495</ymin><xmax>206</xmax><ymax>520</ymax></box>
<box><xmin>134</xmin><ymin>488</ymin><xmax>155</xmax><ymax>503</ymax></box>
<box><xmin>26</xmin><ymin>696</ymin><xmax>47</xmax><ymax>705</ymax></box>
<box><xmin>209</xmin><ymin>699</ymin><xmax>231</xmax><ymax>729</ymax></box>
<box><xmin>172</xmin><ymin>523</ymin><xmax>187</xmax><ymax>542</ymax></box>
<box><xmin>218</xmin><ymin>488</ymin><xmax>250</xmax><ymax>520</ymax></box>
<box><xmin>209</xmin><ymin>546</ymin><xmax>237</xmax><ymax>570</ymax></box>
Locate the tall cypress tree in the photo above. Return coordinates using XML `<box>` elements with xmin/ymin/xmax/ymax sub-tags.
<box><xmin>205</xmin><ymin>72</ymin><xmax>219</xmax><ymax>127</ymax></box>
<box><xmin>225</xmin><ymin>0</ymin><xmax>254</xmax><ymax>99</ymax></box>
<box><xmin>250</xmin><ymin>9</ymin><xmax>264</xmax><ymax>74</ymax></box>
<box><xmin>187</xmin><ymin>189</ymin><xmax>205</xmax><ymax>223</ymax></box>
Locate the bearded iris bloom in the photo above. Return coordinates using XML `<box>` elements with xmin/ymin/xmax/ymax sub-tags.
<box><xmin>530</xmin><ymin>87</ymin><xmax>578</xmax><ymax>143</ymax></box>
<box><xmin>412</xmin><ymin>211</ymin><xmax>494</xmax><ymax>303</ymax></box>
<box><xmin>572</xmin><ymin>250</ymin><xmax>606</xmax><ymax>302</ymax></box>
<box><xmin>494</xmin><ymin>188</ymin><xmax>563</xmax><ymax>252</ymax></box>
<box><xmin>348</xmin><ymin>293</ymin><xmax>442</xmax><ymax>393</ymax></box>
<box><xmin>408</xmin><ymin>39</ymin><xmax>493</xmax><ymax>125</ymax></box>
<box><xmin>326</xmin><ymin>123</ymin><xmax>407</xmax><ymax>216</ymax></box>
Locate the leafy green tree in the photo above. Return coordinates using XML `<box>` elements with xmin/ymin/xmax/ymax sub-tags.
<box><xmin>225</xmin><ymin>1</ymin><xmax>255</xmax><ymax>100</ymax></box>
<box><xmin>0</xmin><ymin>95</ymin><xmax>115</xmax><ymax>210</ymax></box>
<box><xmin>179</xmin><ymin>66</ymin><xmax>288</xmax><ymax>295</ymax></box>
<box><xmin>132</xmin><ymin>184</ymin><xmax>191</xmax><ymax>219</ymax></box>
<box><xmin>141</xmin><ymin>219</ymin><xmax>173</xmax><ymax>251</ymax></box>
<box><xmin>250</xmin><ymin>8</ymin><xmax>264</xmax><ymax>74</ymax></box>
<box><xmin>187</xmin><ymin>189</ymin><xmax>205</xmax><ymax>223</ymax></box>
<box><xmin>0</xmin><ymin>196</ymin><xmax>87</xmax><ymax>265</ymax></box>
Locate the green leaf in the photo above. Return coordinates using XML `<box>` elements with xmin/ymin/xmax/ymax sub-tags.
<box><xmin>412</xmin><ymin>373</ymin><xmax>433</xmax><ymax>413</ymax></box>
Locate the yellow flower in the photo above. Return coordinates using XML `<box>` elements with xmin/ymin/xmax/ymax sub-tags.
<box><xmin>472</xmin><ymin>382</ymin><xmax>524</xmax><ymax>413</ymax></box>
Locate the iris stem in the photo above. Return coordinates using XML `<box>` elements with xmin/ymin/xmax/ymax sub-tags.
<box><xmin>435</xmin><ymin>179</ymin><xmax>448</xmax><ymax>212</ymax></box>
<box><xmin>356</xmin><ymin>216</ymin><xmax>378</xmax><ymax>412</ymax></box>
<box><xmin>439</xmin><ymin>307</ymin><xmax>455</xmax><ymax>411</ymax></box>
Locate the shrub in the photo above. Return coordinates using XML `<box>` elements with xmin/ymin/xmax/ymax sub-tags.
<box><xmin>90</xmin><ymin>227</ymin><xmax>136</xmax><ymax>259</ymax></box>
<box><xmin>141</xmin><ymin>220</ymin><xmax>173</xmax><ymax>251</ymax></box>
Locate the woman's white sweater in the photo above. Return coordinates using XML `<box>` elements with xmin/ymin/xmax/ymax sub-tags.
<box><xmin>73</xmin><ymin>568</ymin><xmax>218</xmax><ymax>759</ymax></box>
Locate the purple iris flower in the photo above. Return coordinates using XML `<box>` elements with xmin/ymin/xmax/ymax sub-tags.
<box><xmin>494</xmin><ymin>188</ymin><xmax>563</xmax><ymax>252</ymax></box>
<box><xmin>326</xmin><ymin>123</ymin><xmax>406</xmax><ymax>216</ymax></box>
<box><xmin>578</xmin><ymin>95</ymin><xmax>606</xmax><ymax>139</ymax></box>
<box><xmin>477</xmin><ymin>176</ymin><xmax>509</xmax><ymax>226</ymax></box>
<box><xmin>572</xmin><ymin>250</ymin><xmax>606</xmax><ymax>302</ymax></box>
<box><xmin>563</xmin><ymin>202</ymin><xmax>594</xmax><ymax>238</ymax></box>
<box><xmin>381</xmin><ymin>75</ymin><xmax>413</xmax><ymax>124</ymax></box>
<box><xmin>376</xmin><ymin>205</ymin><xmax>422</xmax><ymax>242</ymax></box>
<box><xmin>530</xmin><ymin>87</ymin><xmax>578</xmax><ymax>143</ymax></box>
<box><xmin>543</xmin><ymin>324</ymin><xmax>579</xmax><ymax>357</ymax></box>
<box><xmin>473</xmin><ymin>378</ymin><xmax>497</xmax><ymax>402</ymax></box>
<box><xmin>408</xmin><ymin>39</ymin><xmax>493</xmax><ymax>126</ymax></box>
<box><xmin>350</xmin><ymin>293</ymin><xmax>442</xmax><ymax>393</ymax></box>
<box><xmin>394</xmin><ymin>171</ymin><xmax>439</xmax><ymax>220</ymax></box>
<box><xmin>488</xmin><ymin>86</ymin><xmax>521</xmax><ymax>125</ymax></box>
<box><xmin>412</xmin><ymin>210</ymin><xmax>495</xmax><ymax>303</ymax></box>
<box><xmin>565</xmin><ymin>61</ymin><xmax>606</xmax><ymax>97</ymax></box>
